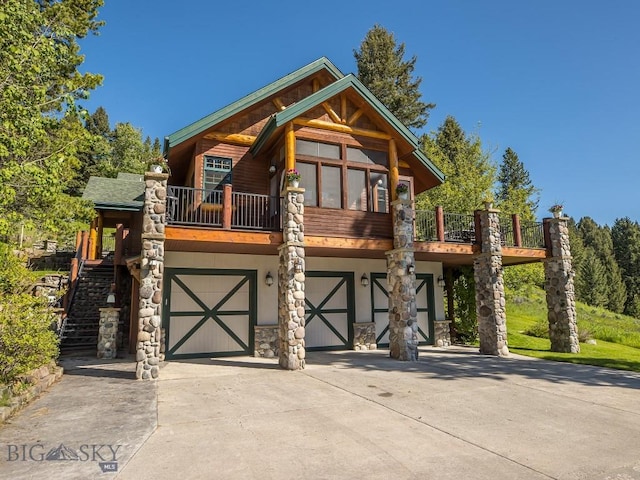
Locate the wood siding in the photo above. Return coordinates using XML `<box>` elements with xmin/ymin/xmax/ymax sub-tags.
<box><xmin>305</xmin><ymin>208</ymin><xmax>392</xmax><ymax>239</ymax></box>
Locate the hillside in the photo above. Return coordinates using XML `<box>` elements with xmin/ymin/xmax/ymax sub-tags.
<box><xmin>505</xmin><ymin>286</ymin><xmax>640</xmax><ymax>372</ymax></box>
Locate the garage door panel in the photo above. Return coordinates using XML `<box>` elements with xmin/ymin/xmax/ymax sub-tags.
<box><xmin>305</xmin><ymin>272</ymin><xmax>354</xmax><ymax>350</ymax></box>
<box><xmin>164</xmin><ymin>269</ymin><xmax>256</xmax><ymax>359</ymax></box>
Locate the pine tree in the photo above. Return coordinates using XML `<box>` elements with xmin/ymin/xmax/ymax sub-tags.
<box><xmin>612</xmin><ymin>217</ymin><xmax>640</xmax><ymax>316</ymax></box>
<box><xmin>496</xmin><ymin>147</ymin><xmax>539</xmax><ymax>221</ymax></box>
<box><xmin>354</xmin><ymin>24</ymin><xmax>434</xmax><ymax>129</ymax></box>
<box><xmin>575</xmin><ymin>247</ymin><xmax>608</xmax><ymax>308</ymax></box>
<box><xmin>417</xmin><ymin>116</ymin><xmax>495</xmax><ymax>213</ymax></box>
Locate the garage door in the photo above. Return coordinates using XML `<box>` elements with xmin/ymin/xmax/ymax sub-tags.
<box><xmin>305</xmin><ymin>272</ymin><xmax>354</xmax><ymax>350</ymax></box>
<box><xmin>163</xmin><ymin>268</ymin><xmax>256</xmax><ymax>359</ymax></box>
<box><xmin>371</xmin><ymin>272</ymin><xmax>435</xmax><ymax>347</ymax></box>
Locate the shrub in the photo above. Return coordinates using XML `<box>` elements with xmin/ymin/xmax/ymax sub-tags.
<box><xmin>523</xmin><ymin>319</ymin><xmax>549</xmax><ymax>339</ymax></box>
<box><xmin>0</xmin><ymin>294</ymin><xmax>59</xmax><ymax>385</ymax></box>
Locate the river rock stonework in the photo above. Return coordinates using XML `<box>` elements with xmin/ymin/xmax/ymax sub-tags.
<box><xmin>434</xmin><ymin>320</ymin><xmax>451</xmax><ymax>347</ymax></box>
<box><xmin>353</xmin><ymin>322</ymin><xmax>376</xmax><ymax>350</ymax></box>
<box><xmin>97</xmin><ymin>307</ymin><xmax>120</xmax><ymax>359</ymax></box>
<box><xmin>278</xmin><ymin>186</ymin><xmax>305</xmax><ymax>370</ymax></box>
<box><xmin>254</xmin><ymin>325</ymin><xmax>279</xmax><ymax>358</ymax></box>
<box><xmin>136</xmin><ymin>171</ymin><xmax>168</xmax><ymax>380</ymax></box>
<box><xmin>387</xmin><ymin>198</ymin><xmax>418</xmax><ymax>361</ymax></box>
<box><xmin>544</xmin><ymin>218</ymin><xmax>579</xmax><ymax>353</ymax></box>
<box><xmin>474</xmin><ymin>209</ymin><xmax>509</xmax><ymax>356</ymax></box>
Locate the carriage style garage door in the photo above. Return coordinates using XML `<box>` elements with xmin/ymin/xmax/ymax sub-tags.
<box><xmin>371</xmin><ymin>272</ymin><xmax>436</xmax><ymax>347</ymax></box>
<box><xmin>305</xmin><ymin>271</ymin><xmax>355</xmax><ymax>350</ymax></box>
<box><xmin>163</xmin><ymin>268</ymin><xmax>256</xmax><ymax>359</ymax></box>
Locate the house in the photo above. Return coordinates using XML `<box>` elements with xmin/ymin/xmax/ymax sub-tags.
<box><xmin>77</xmin><ymin>58</ymin><xmax>578</xmax><ymax>380</ymax></box>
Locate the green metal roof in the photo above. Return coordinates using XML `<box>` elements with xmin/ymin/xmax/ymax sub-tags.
<box><xmin>82</xmin><ymin>176</ymin><xmax>145</xmax><ymax>211</ymax></box>
<box><xmin>165</xmin><ymin>57</ymin><xmax>344</xmax><ymax>151</ymax></box>
<box><xmin>250</xmin><ymin>74</ymin><xmax>445</xmax><ymax>183</ymax></box>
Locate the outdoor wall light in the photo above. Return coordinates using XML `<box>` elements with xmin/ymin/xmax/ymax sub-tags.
<box><xmin>407</xmin><ymin>264</ymin><xmax>416</xmax><ymax>275</ymax></box>
<box><xmin>361</xmin><ymin>273</ymin><xmax>369</xmax><ymax>287</ymax></box>
<box><xmin>269</xmin><ymin>165</ymin><xmax>276</xmax><ymax>174</ymax></box>
<box><xmin>294</xmin><ymin>257</ymin><xmax>304</xmax><ymax>273</ymax></box>
<box><xmin>265</xmin><ymin>271</ymin><xmax>274</xmax><ymax>286</ymax></box>
<box><xmin>437</xmin><ymin>275</ymin><xmax>446</xmax><ymax>289</ymax></box>
<box><xmin>106</xmin><ymin>292</ymin><xmax>116</xmax><ymax>305</ymax></box>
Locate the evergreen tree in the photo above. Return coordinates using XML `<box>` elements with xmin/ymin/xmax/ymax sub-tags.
<box><xmin>417</xmin><ymin>116</ymin><xmax>495</xmax><ymax>213</ymax></box>
<box><xmin>575</xmin><ymin>247</ymin><xmax>608</xmax><ymax>308</ymax></box>
<box><xmin>496</xmin><ymin>147</ymin><xmax>539</xmax><ymax>222</ymax></box>
<box><xmin>354</xmin><ymin>24</ymin><xmax>434</xmax><ymax>129</ymax></box>
<box><xmin>612</xmin><ymin>217</ymin><xmax>640</xmax><ymax>316</ymax></box>
<box><xmin>0</xmin><ymin>0</ymin><xmax>103</xmax><ymax>239</ymax></box>
<box><xmin>575</xmin><ymin>217</ymin><xmax>627</xmax><ymax>312</ymax></box>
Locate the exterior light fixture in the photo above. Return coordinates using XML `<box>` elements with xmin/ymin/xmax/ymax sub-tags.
<box><xmin>265</xmin><ymin>271</ymin><xmax>274</xmax><ymax>286</ymax></box>
<box><xmin>294</xmin><ymin>257</ymin><xmax>304</xmax><ymax>273</ymax></box>
<box><xmin>361</xmin><ymin>273</ymin><xmax>369</xmax><ymax>287</ymax></box>
<box><xmin>437</xmin><ymin>275</ymin><xmax>446</xmax><ymax>289</ymax></box>
<box><xmin>407</xmin><ymin>264</ymin><xmax>415</xmax><ymax>275</ymax></box>
<box><xmin>269</xmin><ymin>165</ymin><xmax>276</xmax><ymax>174</ymax></box>
<box><xmin>106</xmin><ymin>283</ymin><xmax>116</xmax><ymax>306</ymax></box>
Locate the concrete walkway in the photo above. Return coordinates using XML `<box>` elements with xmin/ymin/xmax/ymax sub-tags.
<box><xmin>1</xmin><ymin>347</ymin><xmax>640</xmax><ymax>479</ymax></box>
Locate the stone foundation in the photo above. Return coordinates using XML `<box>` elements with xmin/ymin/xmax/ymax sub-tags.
<box><xmin>255</xmin><ymin>325</ymin><xmax>279</xmax><ymax>358</ymax></box>
<box><xmin>353</xmin><ymin>322</ymin><xmax>377</xmax><ymax>350</ymax></box>
<box><xmin>97</xmin><ymin>307</ymin><xmax>120</xmax><ymax>359</ymax></box>
<box><xmin>434</xmin><ymin>320</ymin><xmax>451</xmax><ymax>347</ymax></box>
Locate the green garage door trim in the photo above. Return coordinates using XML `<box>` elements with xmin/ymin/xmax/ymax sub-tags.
<box><xmin>163</xmin><ymin>268</ymin><xmax>257</xmax><ymax>359</ymax></box>
<box><xmin>371</xmin><ymin>272</ymin><xmax>436</xmax><ymax>346</ymax></box>
<box><xmin>305</xmin><ymin>271</ymin><xmax>355</xmax><ymax>351</ymax></box>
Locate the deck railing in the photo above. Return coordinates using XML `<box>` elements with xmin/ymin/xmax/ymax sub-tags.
<box><xmin>167</xmin><ymin>185</ymin><xmax>280</xmax><ymax>231</ymax></box>
<box><xmin>414</xmin><ymin>208</ymin><xmax>546</xmax><ymax>249</ymax></box>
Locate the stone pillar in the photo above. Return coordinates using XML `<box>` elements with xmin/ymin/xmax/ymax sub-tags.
<box><xmin>544</xmin><ymin>218</ymin><xmax>579</xmax><ymax>353</ymax></box>
<box><xmin>278</xmin><ymin>186</ymin><xmax>306</xmax><ymax>370</ymax></box>
<box><xmin>434</xmin><ymin>320</ymin><xmax>451</xmax><ymax>347</ymax></box>
<box><xmin>353</xmin><ymin>322</ymin><xmax>377</xmax><ymax>350</ymax></box>
<box><xmin>136</xmin><ymin>171</ymin><xmax>168</xmax><ymax>380</ymax></box>
<box><xmin>473</xmin><ymin>209</ymin><xmax>509</xmax><ymax>356</ymax></box>
<box><xmin>97</xmin><ymin>308</ymin><xmax>120</xmax><ymax>359</ymax></box>
<box><xmin>386</xmin><ymin>198</ymin><xmax>418</xmax><ymax>361</ymax></box>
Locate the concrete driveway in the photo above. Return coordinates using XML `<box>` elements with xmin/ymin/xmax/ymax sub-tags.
<box><xmin>1</xmin><ymin>347</ymin><xmax>640</xmax><ymax>479</ymax></box>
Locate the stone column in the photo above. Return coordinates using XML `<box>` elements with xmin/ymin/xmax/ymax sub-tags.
<box><xmin>97</xmin><ymin>308</ymin><xmax>120</xmax><ymax>359</ymax></box>
<box><xmin>544</xmin><ymin>218</ymin><xmax>579</xmax><ymax>353</ymax></box>
<box><xmin>278</xmin><ymin>186</ymin><xmax>306</xmax><ymax>370</ymax></box>
<box><xmin>473</xmin><ymin>209</ymin><xmax>509</xmax><ymax>356</ymax></box>
<box><xmin>136</xmin><ymin>171</ymin><xmax>168</xmax><ymax>380</ymax></box>
<box><xmin>386</xmin><ymin>197</ymin><xmax>419</xmax><ymax>361</ymax></box>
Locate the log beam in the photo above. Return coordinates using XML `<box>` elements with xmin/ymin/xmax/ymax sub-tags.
<box><xmin>273</xmin><ymin>98</ymin><xmax>286</xmax><ymax>111</ymax></box>
<box><xmin>340</xmin><ymin>95</ymin><xmax>347</xmax><ymax>124</ymax></box>
<box><xmin>322</xmin><ymin>102</ymin><xmax>342</xmax><ymax>124</ymax></box>
<box><xmin>389</xmin><ymin>139</ymin><xmax>399</xmax><ymax>200</ymax></box>
<box><xmin>203</xmin><ymin>131</ymin><xmax>256</xmax><ymax>146</ymax></box>
<box><xmin>294</xmin><ymin>118</ymin><xmax>391</xmax><ymax>140</ymax></box>
<box><xmin>285</xmin><ymin>122</ymin><xmax>295</xmax><ymax>172</ymax></box>
<box><xmin>347</xmin><ymin>108</ymin><xmax>364</xmax><ymax>126</ymax></box>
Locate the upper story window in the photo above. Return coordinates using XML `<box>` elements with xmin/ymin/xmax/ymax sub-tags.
<box><xmin>346</xmin><ymin>147</ymin><xmax>388</xmax><ymax>166</ymax></box>
<box><xmin>296</xmin><ymin>139</ymin><xmax>341</xmax><ymax>159</ymax></box>
<box><xmin>203</xmin><ymin>155</ymin><xmax>232</xmax><ymax>190</ymax></box>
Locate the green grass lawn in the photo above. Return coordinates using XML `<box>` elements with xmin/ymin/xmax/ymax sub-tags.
<box><xmin>506</xmin><ymin>286</ymin><xmax>640</xmax><ymax>372</ymax></box>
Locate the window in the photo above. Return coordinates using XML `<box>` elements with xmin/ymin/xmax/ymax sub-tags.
<box><xmin>346</xmin><ymin>147</ymin><xmax>388</xmax><ymax>166</ymax></box>
<box><xmin>203</xmin><ymin>155</ymin><xmax>232</xmax><ymax>191</ymax></box>
<box><xmin>370</xmin><ymin>172</ymin><xmax>388</xmax><ymax>213</ymax></box>
<box><xmin>347</xmin><ymin>169</ymin><xmax>367</xmax><ymax>211</ymax></box>
<box><xmin>321</xmin><ymin>165</ymin><xmax>341</xmax><ymax>208</ymax></box>
<box><xmin>296</xmin><ymin>139</ymin><xmax>340</xmax><ymax>159</ymax></box>
<box><xmin>297</xmin><ymin>162</ymin><xmax>317</xmax><ymax>206</ymax></box>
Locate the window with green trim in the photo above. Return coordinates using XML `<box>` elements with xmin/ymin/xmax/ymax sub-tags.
<box><xmin>203</xmin><ymin>155</ymin><xmax>232</xmax><ymax>191</ymax></box>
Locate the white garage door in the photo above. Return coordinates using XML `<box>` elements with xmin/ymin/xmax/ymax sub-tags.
<box><xmin>163</xmin><ymin>268</ymin><xmax>256</xmax><ymax>359</ymax></box>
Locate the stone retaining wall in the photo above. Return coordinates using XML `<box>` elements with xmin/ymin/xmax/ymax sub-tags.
<box><xmin>0</xmin><ymin>362</ymin><xmax>63</xmax><ymax>424</ymax></box>
<box><xmin>434</xmin><ymin>320</ymin><xmax>451</xmax><ymax>347</ymax></box>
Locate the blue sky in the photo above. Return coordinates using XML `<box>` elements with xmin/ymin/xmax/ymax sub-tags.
<box><xmin>78</xmin><ymin>1</ymin><xmax>640</xmax><ymax>226</ymax></box>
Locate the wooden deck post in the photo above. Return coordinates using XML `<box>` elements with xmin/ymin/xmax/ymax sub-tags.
<box><xmin>88</xmin><ymin>221</ymin><xmax>97</xmax><ymax>260</ymax></box>
<box><xmin>223</xmin><ymin>184</ymin><xmax>233</xmax><ymax>230</ymax></box>
<box><xmin>114</xmin><ymin>224</ymin><xmax>124</xmax><ymax>265</ymax></box>
<box><xmin>389</xmin><ymin>139</ymin><xmax>399</xmax><ymax>201</ymax></box>
<box><xmin>512</xmin><ymin>214</ymin><xmax>522</xmax><ymax>247</ymax></box>
<box><xmin>473</xmin><ymin>210</ymin><xmax>482</xmax><ymax>245</ymax></box>
<box><xmin>285</xmin><ymin>122</ymin><xmax>295</xmax><ymax>173</ymax></box>
<box><xmin>96</xmin><ymin>211</ymin><xmax>104</xmax><ymax>259</ymax></box>
<box><xmin>80</xmin><ymin>231</ymin><xmax>89</xmax><ymax>260</ymax></box>
<box><xmin>436</xmin><ymin>206</ymin><xmax>445</xmax><ymax>242</ymax></box>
